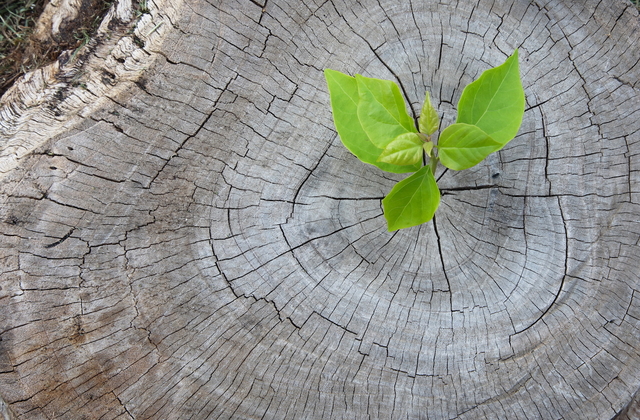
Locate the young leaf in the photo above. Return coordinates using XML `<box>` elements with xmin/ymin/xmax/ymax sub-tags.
<box><xmin>382</xmin><ymin>165</ymin><xmax>440</xmax><ymax>231</ymax></box>
<box><xmin>423</xmin><ymin>140</ymin><xmax>434</xmax><ymax>157</ymax></box>
<box><xmin>356</xmin><ymin>74</ymin><xmax>417</xmax><ymax>149</ymax></box>
<box><xmin>324</xmin><ymin>69</ymin><xmax>421</xmax><ymax>173</ymax></box>
<box><xmin>377</xmin><ymin>133</ymin><xmax>423</xmax><ymax>166</ymax></box>
<box><xmin>438</xmin><ymin>123</ymin><xmax>502</xmax><ymax>170</ymax></box>
<box><xmin>457</xmin><ymin>50</ymin><xmax>525</xmax><ymax>145</ymax></box>
<box><xmin>419</xmin><ymin>91</ymin><xmax>439</xmax><ymax>135</ymax></box>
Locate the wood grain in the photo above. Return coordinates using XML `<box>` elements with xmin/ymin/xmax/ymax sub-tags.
<box><xmin>1</xmin><ymin>0</ymin><xmax>639</xmax><ymax>418</ymax></box>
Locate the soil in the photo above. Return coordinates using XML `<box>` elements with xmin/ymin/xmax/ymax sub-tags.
<box><xmin>0</xmin><ymin>0</ymin><xmax>114</xmax><ymax>98</ymax></box>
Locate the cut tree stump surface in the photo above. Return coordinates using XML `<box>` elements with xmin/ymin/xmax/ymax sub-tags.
<box><xmin>1</xmin><ymin>0</ymin><xmax>640</xmax><ymax>419</ymax></box>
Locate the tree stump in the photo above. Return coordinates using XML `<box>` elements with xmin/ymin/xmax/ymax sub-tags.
<box><xmin>1</xmin><ymin>0</ymin><xmax>640</xmax><ymax>418</ymax></box>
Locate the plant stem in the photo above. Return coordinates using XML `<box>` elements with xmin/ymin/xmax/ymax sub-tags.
<box><xmin>429</xmin><ymin>152</ymin><xmax>439</xmax><ymax>175</ymax></box>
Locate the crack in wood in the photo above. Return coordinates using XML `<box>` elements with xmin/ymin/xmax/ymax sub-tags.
<box><xmin>2</xmin><ymin>0</ymin><xmax>640</xmax><ymax>418</ymax></box>
<box><xmin>43</xmin><ymin>228</ymin><xmax>75</xmax><ymax>249</ymax></box>
<box><xmin>512</xmin><ymin>196</ymin><xmax>569</xmax><ymax>336</ymax></box>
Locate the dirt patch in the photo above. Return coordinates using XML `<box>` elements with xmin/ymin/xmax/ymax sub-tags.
<box><xmin>0</xmin><ymin>0</ymin><xmax>115</xmax><ymax>97</ymax></box>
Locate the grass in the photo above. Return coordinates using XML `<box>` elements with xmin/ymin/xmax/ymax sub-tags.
<box><xmin>0</xmin><ymin>0</ymin><xmax>41</xmax><ymax>60</ymax></box>
<box><xmin>0</xmin><ymin>0</ymin><xmax>46</xmax><ymax>94</ymax></box>
<box><xmin>0</xmin><ymin>0</ymin><xmax>118</xmax><ymax>97</ymax></box>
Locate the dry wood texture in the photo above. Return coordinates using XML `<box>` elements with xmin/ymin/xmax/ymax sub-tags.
<box><xmin>1</xmin><ymin>0</ymin><xmax>640</xmax><ymax>419</ymax></box>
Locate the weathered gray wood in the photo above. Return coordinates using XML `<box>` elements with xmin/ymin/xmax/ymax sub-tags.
<box><xmin>1</xmin><ymin>0</ymin><xmax>639</xmax><ymax>418</ymax></box>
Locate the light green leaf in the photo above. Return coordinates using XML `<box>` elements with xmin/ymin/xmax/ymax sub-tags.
<box><xmin>382</xmin><ymin>165</ymin><xmax>440</xmax><ymax>231</ymax></box>
<box><xmin>438</xmin><ymin>123</ymin><xmax>503</xmax><ymax>170</ymax></box>
<box><xmin>377</xmin><ymin>133</ymin><xmax>423</xmax><ymax>166</ymax></box>
<box><xmin>419</xmin><ymin>91</ymin><xmax>439</xmax><ymax>135</ymax></box>
<box><xmin>324</xmin><ymin>69</ymin><xmax>420</xmax><ymax>173</ymax></box>
<box><xmin>457</xmin><ymin>49</ymin><xmax>525</xmax><ymax>145</ymax></box>
<box><xmin>423</xmin><ymin>140</ymin><xmax>434</xmax><ymax>157</ymax></box>
<box><xmin>356</xmin><ymin>74</ymin><xmax>417</xmax><ymax>149</ymax></box>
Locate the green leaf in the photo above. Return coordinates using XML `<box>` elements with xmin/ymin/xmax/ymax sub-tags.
<box><xmin>356</xmin><ymin>74</ymin><xmax>417</xmax><ymax>149</ymax></box>
<box><xmin>423</xmin><ymin>140</ymin><xmax>434</xmax><ymax>157</ymax></box>
<box><xmin>324</xmin><ymin>69</ymin><xmax>420</xmax><ymax>174</ymax></box>
<box><xmin>457</xmin><ymin>49</ymin><xmax>525</xmax><ymax>145</ymax></box>
<box><xmin>377</xmin><ymin>133</ymin><xmax>423</xmax><ymax>166</ymax></box>
<box><xmin>382</xmin><ymin>165</ymin><xmax>440</xmax><ymax>231</ymax></box>
<box><xmin>438</xmin><ymin>123</ymin><xmax>502</xmax><ymax>170</ymax></box>
<box><xmin>419</xmin><ymin>91</ymin><xmax>439</xmax><ymax>135</ymax></box>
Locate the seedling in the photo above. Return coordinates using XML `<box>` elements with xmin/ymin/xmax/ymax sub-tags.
<box><xmin>325</xmin><ymin>50</ymin><xmax>525</xmax><ymax>231</ymax></box>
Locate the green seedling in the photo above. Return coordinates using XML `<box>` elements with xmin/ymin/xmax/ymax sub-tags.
<box><xmin>325</xmin><ymin>50</ymin><xmax>525</xmax><ymax>231</ymax></box>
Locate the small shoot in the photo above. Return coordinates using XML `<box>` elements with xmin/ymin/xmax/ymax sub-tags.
<box><xmin>325</xmin><ymin>50</ymin><xmax>525</xmax><ymax>231</ymax></box>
